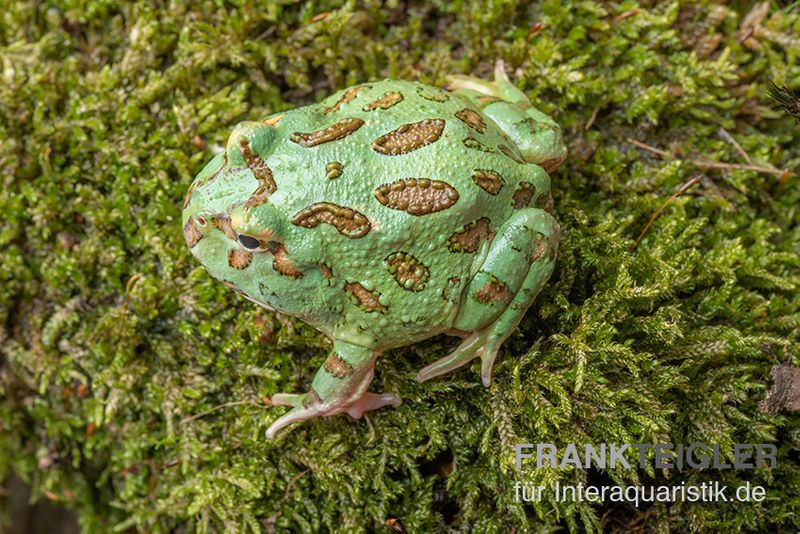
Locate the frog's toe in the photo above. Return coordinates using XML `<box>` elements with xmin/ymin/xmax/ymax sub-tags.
<box><xmin>446</xmin><ymin>74</ymin><xmax>497</xmax><ymax>96</ymax></box>
<box><xmin>265</xmin><ymin>397</ymin><xmax>324</xmax><ymax>439</ymax></box>
<box><xmin>416</xmin><ymin>330</ymin><xmax>487</xmax><ymax>383</ymax></box>
<box><xmin>479</xmin><ymin>331</ymin><xmax>508</xmax><ymax>387</ymax></box>
<box><xmin>345</xmin><ymin>392</ymin><xmax>402</xmax><ymax>419</ymax></box>
<box><xmin>266</xmin><ymin>410</ymin><xmax>300</xmax><ymax>439</ymax></box>
<box><xmin>270</xmin><ymin>393</ymin><xmax>305</xmax><ymax>407</ymax></box>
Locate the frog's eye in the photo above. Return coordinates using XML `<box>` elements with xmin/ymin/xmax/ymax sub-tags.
<box><xmin>237</xmin><ymin>234</ymin><xmax>262</xmax><ymax>250</ymax></box>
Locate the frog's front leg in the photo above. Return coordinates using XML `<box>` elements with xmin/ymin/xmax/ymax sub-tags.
<box><xmin>417</xmin><ymin>208</ymin><xmax>559</xmax><ymax>386</ymax></box>
<box><xmin>266</xmin><ymin>340</ymin><xmax>401</xmax><ymax>438</ymax></box>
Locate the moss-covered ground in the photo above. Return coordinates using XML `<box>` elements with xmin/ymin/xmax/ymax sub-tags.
<box><xmin>1</xmin><ymin>1</ymin><xmax>799</xmax><ymax>532</ymax></box>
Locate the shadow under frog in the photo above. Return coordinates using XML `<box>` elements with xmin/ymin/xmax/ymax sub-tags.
<box><xmin>182</xmin><ymin>62</ymin><xmax>565</xmax><ymax>438</ymax></box>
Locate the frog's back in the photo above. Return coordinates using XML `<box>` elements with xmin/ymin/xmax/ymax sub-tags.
<box><xmin>266</xmin><ymin>78</ymin><xmax>551</xmax><ymax>217</ymax></box>
<box><xmin>255</xmin><ymin>79</ymin><xmax>552</xmax><ymax>346</ymax></box>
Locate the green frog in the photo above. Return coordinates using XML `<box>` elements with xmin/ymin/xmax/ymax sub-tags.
<box><xmin>182</xmin><ymin>63</ymin><xmax>565</xmax><ymax>438</ymax></box>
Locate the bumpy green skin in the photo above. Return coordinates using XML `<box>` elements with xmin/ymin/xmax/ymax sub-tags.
<box><xmin>182</xmin><ymin>65</ymin><xmax>566</xmax><ymax>437</ymax></box>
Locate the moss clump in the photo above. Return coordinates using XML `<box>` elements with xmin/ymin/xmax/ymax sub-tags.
<box><xmin>1</xmin><ymin>1</ymin><xmax>798</xmax><ymax>532</ymax></box>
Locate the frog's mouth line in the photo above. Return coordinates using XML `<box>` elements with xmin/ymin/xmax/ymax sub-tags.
<box><xmin>240</xmin><ymin>292</ymin><xmax>278</xmax><ymax>313</ymax></box>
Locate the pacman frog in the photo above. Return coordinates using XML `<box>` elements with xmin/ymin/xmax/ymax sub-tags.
<box><xmin>182</xmin><ymin>63</ymin><xmax>566</xmax><ymax>438</ymax></box>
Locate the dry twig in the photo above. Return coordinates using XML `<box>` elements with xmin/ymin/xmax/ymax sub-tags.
<box><xmin>718</xmin><ymin>127</ymin><xmax>753</xmax><ymax>164</ymax></box>
<box><xmin>689</xmin><ymin>159</ymin><xmax>786</xmax><ymax>175</ymax></box>
<box><xmin>625</xmin><ymin>138</ymin><xmax>790</xmax><ymax>176</ymax></box>
<box><xmin>625</xmin><ymin>138</ymin><xmax>670</xmax><ymax>157</ymax></box>
<box><xmin>635</xmin><ymin>175</ymin><xmax>702</xmax><ymax>246</ymax></box>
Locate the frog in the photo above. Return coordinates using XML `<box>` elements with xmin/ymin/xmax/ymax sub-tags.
<box><xmin>182</xmin><ymin>62</ymin><xmax>566</xmax><ymax>438</ymax></box>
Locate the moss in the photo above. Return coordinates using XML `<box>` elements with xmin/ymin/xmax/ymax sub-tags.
<box><xmin>1</xmin><ymin>1</ymin><xmax>799</xmax><ymax>532</ymax></box>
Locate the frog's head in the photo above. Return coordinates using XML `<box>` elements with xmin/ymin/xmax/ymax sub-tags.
<box><xmin>182</xmin><ymin>122</ymin><xmax>314</xmax><ymax>313</ymax></box>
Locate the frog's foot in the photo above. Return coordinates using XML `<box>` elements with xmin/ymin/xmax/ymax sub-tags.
<box><xmin>448</xmin><ymin>61</ymin><xmax>567</xmax><ymax>171</ymax></box>
<box><xmin>417</xmin><ymin>313</ymin><xmax>528</xmax><ymax>387</ymax></box>
<box><xmin>417</xmin><ymin>327</ymin><xmax>493</xmax><ymax>385</ymax></box>
<box><xmin>266</xmin><ymin>341</ymin><xmax>401</xmax><ymax>439</ymax></box>
<box><xmin>418</xmin><ymin>208</ymin><xmax>559</xmax><ymax>387</ymax></box>
<box><xmin>447</xmin><ymin>60</ymin><xmax>523</xmax><ymax>101</ymax></box>
<box><xmin>266</xmin><ymin>390</ymin><xmax>401</xmax><ymax>438</ymax></box>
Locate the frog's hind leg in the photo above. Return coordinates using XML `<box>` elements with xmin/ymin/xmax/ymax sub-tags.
<box><xmin>417</xmin><ymin>208</ymin><xmax>559</xmax><ymax>386</ymax></box>
<box><xmin>448</xmin><ymin>61</ymin><xmax>567</xmax><ymax>172</ymax></box>
<box><xmin>266</xmin><ymin>341</ymin><xmax>401</xmax><ymax>438</ymax></box>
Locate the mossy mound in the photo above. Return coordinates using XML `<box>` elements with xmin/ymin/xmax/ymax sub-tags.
<box><xmin>1</xmin><ymin>1</ymin><xmax>798</xmax><ymax>532</ymax></box>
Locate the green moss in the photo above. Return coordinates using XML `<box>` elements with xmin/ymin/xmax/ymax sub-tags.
<box><xmin>1</xmin><ymin>1</ymin><xmax>798</xmax><ymax>532</ymax></box>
